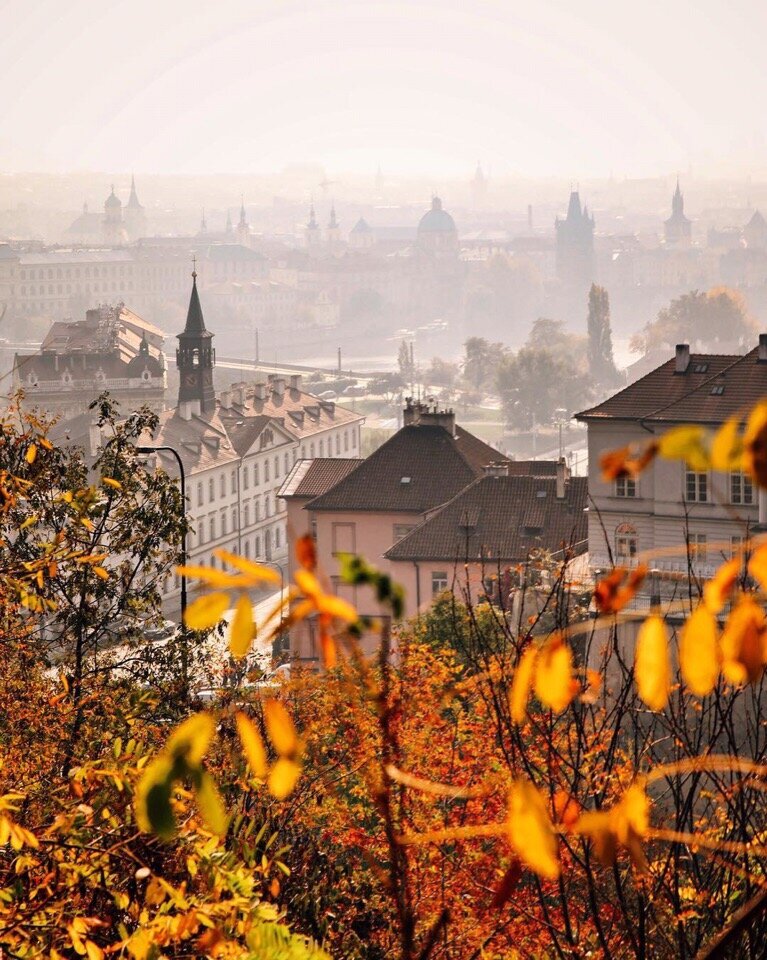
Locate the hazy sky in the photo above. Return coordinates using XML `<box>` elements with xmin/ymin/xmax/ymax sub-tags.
<box><xmin>2</xmin><ymin>0</ymin><xmax>765</xmax><ymax>177</ymax></box>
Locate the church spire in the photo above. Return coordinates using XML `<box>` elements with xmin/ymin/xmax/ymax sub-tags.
<box><xmin>239</xmin><ymin>196</ymin><xmax>247</xmax><ymax>226</ymax></box>
<box><xmin>127</xmin><ymin>175</ymin><xmax>142</xmax><ymax>209</ymax></box>
<box><xmin>176</xmin><ymin>262</ymin><xmax>216</xmax><ymax>414</ymax></box>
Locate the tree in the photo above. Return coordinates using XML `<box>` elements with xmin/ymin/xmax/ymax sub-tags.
<box><xmin>462</xmin><ymin>336</ymin><xmax>505</xmax><ymax>394</ymax></box>
<box><xmin>587</xmin><ymin>284</ymin><xmax>621</xmax><ymax>384</ymax></box>
<box><xmin>397</xmin><ymin>340</ymin><xmax>414</xmax><ymax>386</ymax></box>
<box><xmin>631</xmin><ymin>287</ymin><xmax>757</xmax><ymax>354</ymax></box>
<box><xmin>423</xmin><ymin>357</ymin><xmax>458</xmax><ymax>389</ymax></box>
<box><xmin>497</xmin><ymin>345</ymin><xmax>591</xmax><ymax>429</ymax></box>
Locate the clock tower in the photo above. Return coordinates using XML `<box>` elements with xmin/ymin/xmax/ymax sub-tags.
<box><xmin>176</xmin><ymin>265</ymin><xmax>215</xmax><ymax>416</ymax></box>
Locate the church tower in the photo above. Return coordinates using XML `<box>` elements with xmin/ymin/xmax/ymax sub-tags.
<box><xmin>327</xmin><ymin>203</ymin><xmax>341</xmax><ymax>254</ymax></box>
<box><xmin>124</xmin><ymin>175</ymin><xmax>146</xmax><ymax>240</ymax></box>
<box><xmin>103</xmin><ymin>184</ymin><xmax>124</xmax><ymax>246</ymax></box>
<box><xmin>236</xmin><ymin>198</ymin><xmax>250</xmax><ymax>245</ymax></box>
<box><xmin>664</xmin><ymin>178</ymin><xmax>692</xmax><ymax>247</ymax></box>
<box><xmin>306</xmin><ymin>203</ymin><xmax>321</xmax><ymax>255</ymax></box>
<box><xmin>555</xmin><ymin>190</ymin><xmax>595</xmax><ymax>284</ymax></box>
<box><xmin>176</xmin><ymin>265</ymin><xmax>215</xmax><ymax>418</ymax></box>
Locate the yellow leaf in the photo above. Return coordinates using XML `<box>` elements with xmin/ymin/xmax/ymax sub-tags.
<box><xmin>615</xmin><ymin>784</ymin><xmax>650</xmax><ymax>843</ymax></box>
<box><xmin>507</xmin><ymin>779</ymin><xmax>559</xmax><ymax>879</ymax></box>
<box><xmin>264</xmin><ymin>699</ymin><xmax>299</xmax><ymax>757</ymax></box>
<box><xmin>533</xmin><ymin>636</ymin><xmax>574</xmax><ymax>714</ymax></box>
<box><xmin>194</xmin><ymin>770</ymin><xmax>228</xmax><ymax>835</ymax></box>
<box><xmin>316</xmin><ymin>593</ymin><xmax>358</xmax><ymax>623</ymax></box>
<box><xmin>710</xmin><ymin>417</ymin><xmax>744</xmax><ymax>471</ymax></box>
<box><xmin>25</xmin><ymin>443</ymin><xmax>37</xmax><ymax>464</ymax></box>
<box><xmin>102</xmin><ymin>477</ymin><xmax>122</xmax><ymax>491</ymax></box>
<box><xmin>294</xmin><ymin>569</ymin><xmax>322</xmax><ymax>600</ymax></box>
<box><xmin>235</xmin><ymin>712</ymin><xmax>268</xmax><ymax>778</ymax></box>
<box><xmin>635</xmin><ymin>616</ymin><xmax>671</xmax><ymax>711</ymax></box>
<box><xmin>703</xmin><ymin>557</ymin><xmax>741</xmax><ymax>614</ymax></box>
<box><xmin>176</xmin><ymin>565</ymin><xmax>252</xmax><ymax>589</ymax></box>
<box><xmin>658</xmin><ymin>425</ymin><xmax>710</xmax><ymax>471</ymax></box>
<box><xmin>213</xmin><ymin>548</ymin><xmax>281</xmax><ymax>584</ymax></box>
<box><xmin>509</xmin><ymin>646</ymin><xmax>537</xmax><ymax>724</ymax></box>
<box><xmin>744</xmin><ymin>399</ymin><xmax>767</xmax><ymax>487</ymax></box>
<box><xmin>166</xmin><ymin>712</ymin><xmax>215</xmax><ymax>766</ymax></box>
<box><xmin>184</xmin><ymin>591</ymin><xmax>230</xmax><ymax>630</ymax></box>
<box><xmin>85</xmin><ymin>941</ymin><xmax>104</xmax><ymax>960</ymax></box>
<box><xmin>268</xmin><ymin>757</ymin><xmax>301</xmax><ymax>800</ymax></box>
<box><xmin>680</xmin><ymin>604</ymin><xmax>720</xmax><ymax>697</ymax></box>
<box><xmin>92</xmin><ymin>566</ymin><xmax>109</xmax><ymax>580</ymax></box>
<box><xmin>229</xmin><ymin>593</ymin><xmax>254</xmax><ymax>658</ymax></box>
<box><xmin>748</xmin><ymin>544</ymin><xmax>767</xmax><ymax>592</ymax></box>
<box><xmin>720</xmin><ymin>597</ymin><xmax>767</xmax><ymax>685</ymax></box>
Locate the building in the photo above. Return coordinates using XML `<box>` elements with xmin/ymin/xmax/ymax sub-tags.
<box><xmin>384</xmin><ymin>461</ymin><xmax>587</xmax><ymax>611</ymax></box>
<box><xmin>664</xmin><ymin>179</ymin><xmax>692</xmax><ymax>248</ymax></box>
<box><xmin>124</xmin><ymin>177</ymin><xmax>147</xmax><ymax>242</ymax></box>
<box><xmin>280</xmin><ymin>401</ymin><xmax>502</xmax><ymax>659</ymax></box>
<box><xmin>141</xmin><ymin>270</ymin><xmax>364</xmax><ymax>610</ymax></box>
<box><xmin>12</xmin><ymin>303</ymin><xmax>166</xmax><ymax>418</ymax></box>
<box><xmin>349</xmin><ymin>217</ymin><xmax>374</xmax><ymax>251</ymax></box>
<box><xmin>555</xmin><ymin>190</ymin><xmax>595</xmax><ymax>284</ymax></box>
<box><xmin>417</xmin><ymin>197</ymin><xmax>458</xmax><ymax>258</ymax></box>
<box><xmin>103</xmin><ymin>185</ymin><xmax>126</xmax><ymax>246</ymax></box>
<box><xmin>576</xmin><ymin>339</ymin><xmax>767</xmax><ymax>585</ymax></box>
<box><xmin>743</xmin><ymin>210</ymin><xmax>767</xmax><ymax>250</ymax></box>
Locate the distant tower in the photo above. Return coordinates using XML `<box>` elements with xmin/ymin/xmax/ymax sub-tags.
<box><xmin>664</xmin><ymin>178</ymin><xmax>692</xmax><ymax>247</ymax></box>
<box><xmin>327</xmin><ymin>203</ymin><xmax>341</xmax><ymax>254</ymax></box>
<box><xmin>103</xmin><ymin>184</ymin><xmax>124</xmax><ymax>246</ymax></box>
<box><xmin>471</xmin><ymin>162</ymin><xmax>487</xmax><ymax>209</ymax></box>
<box><xmin>417</xmin><ymin>196</ymin><xmax>458</xmax><ymax>258</ymax></box>
<box><xmin>225</xmin><ymin>209</ymin><xmax>234</xmax><ymax>238</ymax></box>
<box><xmin>744</xmin><ymin>210</ymin><xmax>767</xmax><ymax>250</ymax></box>
<box><xmin>176</xmin><ymin>264</ymin><xmax>216</xmax><ymax>417</ymax></box>
<box><xmin>555</xmin><ymin>190</ymin><xmax>595</xmax><ymax>283</ymax></box>
<box><xmin>198</xmin><ymin>208</ymin><xmax>208</xmax><ymax>236</ymax></box>
<box><xmin>306</xmin><ymin>203</ymin><xmax>321</xmax><ymax>254</ymax></box>
<box><xmin>124</xmin><ymin>175</ymin><xmax>146</xmax><ymax>240</ymax></box>
<box><xmin>236</xmin><ymin>197</ymin><xmax>250</xmax><ymax>245</ymax></box>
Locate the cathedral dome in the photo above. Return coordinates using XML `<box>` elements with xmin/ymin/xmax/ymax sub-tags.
<box><xmin>417</xmin><ymin>197</ymin><xmax>456</xmax><ymax>235</ymax></box>
<box><xmin>105</xmin><ymin>185</ymin><xmax>121</xmax><ymax>210</ymax></box>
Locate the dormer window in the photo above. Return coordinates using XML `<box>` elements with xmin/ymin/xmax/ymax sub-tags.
<box><xmin>401</xmin><ymin>476</ymin><xmax>411</xmax><ymax>484</ymax></box>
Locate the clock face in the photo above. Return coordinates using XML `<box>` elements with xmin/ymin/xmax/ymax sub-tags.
<box><xmin>184</xmin><ymin>372</ymin><xmax>198</xmax><ymax>387</ymax></box>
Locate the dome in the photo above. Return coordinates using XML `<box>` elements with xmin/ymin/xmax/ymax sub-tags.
<box><xmin>126</xmin><ymin>353</ymin><xmax>163</xmax><ymax>378</ymax></box>
<box><xmin>105</xmin><ymin>185</ymin><xmax>121</xmax><ymax>210</ymax></box>
<box><xmin>417</xmin><ymin>197</ymin><xmax>456</xmax><ymax>235</ymax></box>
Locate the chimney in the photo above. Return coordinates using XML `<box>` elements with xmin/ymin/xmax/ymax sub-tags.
<box><xmin>253</xmin><ymin>382</ymin><xmax>267</xmax><ymax>401</ymax></box>
<box><xmin>758</xmin><ymin>334</ymin><xmax>767</xmax><ymax>363</ymax></box>
<box><xmin>289</xmin><ymin>374</ymin><xmax>302</xmax><ymax>391</ymax></box>
<box><xmin>484</xmin><ymin>461</ymin><xmax>510</xmax><ymax>478</ymax></box>
<box><xmin>220</xmin><ymin>389</ymin><xmax>232</xmax><ymax>409</ymax></box>
<box><xmin>233</xmin><ymin>385</ymin><xmax>246</xmax><ymax>407</ymax></box>
<box><xmin>403</xmin><ymin>397</ymin><xmax>417</xmax><ymax>425</ymax></box>
<box><xmin>556</xmin><ymin>457</ymin><xmax>569</xmax><ymax>499</ymax></box>
<box><xmin>402</xmin><ymin>399</ymin><xmax>455</xmax><ymax>435</ymax></box>
<box><xmin>675</xmin><ymin>343</ymin><xmax>690</xmax><ymax>373</ymax></box>
<box><xmin>273</xmin><ymin>377</ymin><xmax>286</xmax><ymax>397</ymax></box>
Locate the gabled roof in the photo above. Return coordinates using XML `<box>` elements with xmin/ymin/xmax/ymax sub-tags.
<box><xmin>147</xmin><ymin>409</ymin><xmax>239</xmax><ymax>472</ymax></box>
<box><xmin>306</xmin><ymin>422</ymin><xmax>500</xmax><ymax>514</ymax></box>
<box><xmin>576</xmin><ymin>345</ymin><xmax>767</xmax><ymax>426</ymax></box>
<box><xmin>384</xmin><ymin>474</ymin><xmax>588</xmax><ymax>563</ymax></box>
<box><xmin>278</xmin><ymin>458</ymin><xmax>363</xmax><ymax>500</ymax></box>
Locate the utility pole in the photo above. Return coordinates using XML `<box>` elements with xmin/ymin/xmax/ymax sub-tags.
<box><xmin>337</xmin><ymin>346</ymin><xmax>342</xmax><ymax>373</ymax></box>
<box><xmin>254</xmin><ymin>327</ymin><xmax>260</xmax><ymax>365</ymax></box>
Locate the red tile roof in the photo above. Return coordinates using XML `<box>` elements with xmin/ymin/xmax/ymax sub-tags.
<box><xmin>385</xmin><ymin>475</ymin><xmax>588</xmax><ymax>562</ymax></box>
<box><xmin>576</xmin><ymin>347</ymin><xmax>767</xmax><ymax>425</ymax></box>
<box><xmin>279</xmin><ymin>458</ymin><xmax>363</xmax><ymax>500</ymax></box>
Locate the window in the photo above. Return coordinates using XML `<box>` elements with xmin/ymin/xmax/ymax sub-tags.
<box><xmin>335</xmin><ymin>434</ymin><xmax>341</xmax><ymax>455</ymax></box>
<box><xmin>220</xmin><ymin>474</ymin><xmax>226</xmax><ymax>497</ymax></box>
<box><xmin>243</xmin><ymin>467</ymin><xmax>249</xmax><ymax>490</ymax></box>
<box><xmin>274</xmin><ymin>455</ymin><xmax>280</xmax><ymax>478</ymax></box>
<box><xmin>275</xmin><ymin>527</ymin><xmax>281</xmax><ymax>549</ymax></box>
<box><xmin>393</xmin><ymin>524</ymin><xmax>416</xmax><ymax>542</ymax></box>
<box><xmin>689</xmin><ymin>534</ymin><xmax>707</xmax><ymax>562</ymax></box>
<box><xmin>730</xmin><ymin>471</ymin><xmax>754</xmax><ymax>505</ymax></box>
<box><xmin>332</xmin><ymin>522</ymin><xmax>356</xmax><ymax>555</ymax></box>
<box><xmin>615</xmin><ymin>522</ymin><xmax>637</xmax><ymax>560</ymax></box>
<box><xmin>243</xmin><ymin>504</ymin><xmax>250</xmax><ymax>527</ymax></box>
<box><xmin>209</xmin><ymin>478</ymin><xmax>215</xmax><ymax>502</ymax></box>
<box><xmin>264</xmin><ymin>460</ymin><xmax>270</xmax><ymax>482</ymax></box>
<box><xmin>255</xmin><ymin>499</ymin><xmax>261</xmax><ymax>521</ymax></box>
<box><xmin>730</xmin><ymin>535</ymin><xmax>744</xmax><ymax>559</ymax></box>
<box><xmin>198</xmin><ymin>523</ymin><xmax>205</xmax><ymax>546</ymax></box>
<box><xmin>255</xmin><ymin>535</ymin><xmax>261</xmax><ymax>557</ymax></box>
<box><xmin>352</xmin><ymin>430</ymin><xmax>357</xmax><ymax>450</ymax></box>
<box><xmin>319</xmin><ymin>439</ymin><xmax>324</xmax><ymax>457</ymax></box>
<box><xmin>232</xmin><ymin>507</ymin><xmax>237</xmax><ymax>529</ymax></box>
<box><xmin>253</xmin><ymin>463</ymin><xmax>259</xmax><ymax>486</ymax></box>
<box><xmin>221</xmin><ymin>512</ymin><xmax>227</xmax><ymax>536</ymax></box>
<box><xmin>284</xmin><ymin>452</ymin><xmax>289</xmax><ymax>473</ymax></box>
<box><xmin>209</xmin><ymin>517</ymin><xmax>216</xmax><ymax>541</ymax></box>
<box><xmin>615</xmin><ymin>476</ymin><xmax>636</xmax><ymax>498</ymax></box>
<box><xmin>197</xmin><ymin>482</ymin><xmax>203</xmax><ymax>506</ymax></box>
<box><xmin>685</xmin><ymin>470</ymin><xmax>708</xmax><ymax>503</ymax></box>
<box><xmin>310</xmin><ymin>443</ymin><xmax>315</xmax><ymax>458</ymax></box>
<box><xmin>244</xmin><ymin>541</ymin><xmax>250</xmax><ymax>559</ymax></box>
<box><xmin>231</xmin><ymin>470</ymin><xmax>237</xmax><ymax>494</ymax></box>
<box><xmin>431</xmin><ymin>571</ymin><xmax>448</xmax><ymax>596</ymax></box>
<box><xmin>344</xmin><ymin>430</ymin><xmax>349</xmax><ymax>452</ymax></box>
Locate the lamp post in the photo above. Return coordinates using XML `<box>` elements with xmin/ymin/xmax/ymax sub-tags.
<box><xmin>136</xmin><ymin>444</ymin><xmax>189</xmax><ymax>697</ymax></box>
<box><xmin>259</xmin><ymin>558</ymin><xmax>286</xmax><ymax>659</ymax></box>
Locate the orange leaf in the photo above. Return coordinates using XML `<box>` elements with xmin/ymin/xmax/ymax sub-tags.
<box><xmin>228</xmin><ymin>593</ymin><xmax>255</xmax><ymax>659</ymax></box>
<box><xmin>744</xmin><ymin>400</ymin><xmax>767</xmax><ymax>488</ymax></box>
<box><xmin>268</xmin><ymin>757</ymin><xmax>301</xmax><ymax>800</ymax></box>
<box><xmin>703</xmin><ymin>557</ymin><xmax>741</xmax><ymax>614</ymax></box>
<box><xmin>747</xmin><ymin>544</ymin><xmax>767</xmax><ymax>592</ymax></box>
<box><xmin>295</xmin><ymin>534</ymin><xmax>317</xmax><ymax>571</ymax></box>
<box><xmin>600</xmin><ymin>442</ymin><xmax>658</xmax><ymax>481</ymax></box>
<box><xmin>507</xmin><ymin>779</ymin><xmax>560</xmax><ymax>879</ymax></box>
<box><xmin>533</xmin><ymin>635</ymin><xmax>574</xmax><ymax>714</ymax></box>
<box><xmin>319</xmin><ymin>627</ymin><xmax>337</xmax><ymax>669</ymax></box>
<box><xmin>213</xmin><ymin>549</ymin><xmax>281</xmax><ymax>584</ymax></box>
<box><xmin>509</xmin><ymin>646</ymin><xmax>537</xmax><ymax>724</ymax></box>
<box><xmin>634</xmin><ymin>615</ymin><xmax>670</xmax><ymax>711</ymax></box>
<box><xmin>25</xmin><ymin>443</ymin><xmax>37</xmax><ymax>464</ymax></box>
<box><xmin>264</xmin><ymin>699</ymin><xmax>299</xmax><ymax>757</ymax></box>
<box><xmin>316</xmin><ymin>592</ymin><xmax>358</xmax><ymax>623</ymax></box>
<box><xmin>720</xmin><ymin>597</ymin><xmax>767</xmax><ymax>685</ymax></box>
<box><xmin>680</xmin><ymin>604</ymin><xmax>720</xmax><ymax>697</ymax></box>
<box><xmin>235</xmin><ymin>712</ymin><xmax>268</xmax><ymax>778</ymax></box>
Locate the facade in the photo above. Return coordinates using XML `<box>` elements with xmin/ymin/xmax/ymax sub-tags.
<box><xmin>12</xmin><ymin>303</ymin><xmax>166</xmax><ymax>418</ymax></box>
<box><xmin>417</xmin><ymin>197</ymin><xmax>458</xmax><ymax>258</ymax></box>
<box><xmin>555</xmin><ymin>190</ymin><xmax>595</xmax><ymax>284</ymax></box>
<box><xmin>141</xmin><ymin>272</ymin><xmax>364</xmax><ymax>609</ymax></box>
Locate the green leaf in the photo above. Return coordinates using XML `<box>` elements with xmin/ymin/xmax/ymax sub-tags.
<box><xmin>193</xmin><ymin>770</ymin><xmax>228</xmax><ymax>836</ymax></box>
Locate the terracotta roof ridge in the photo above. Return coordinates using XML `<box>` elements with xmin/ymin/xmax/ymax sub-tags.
<box><xmin>637</xmin><ymin>350</ymin><xmax>750</xmax><ymax>423</ymax></box>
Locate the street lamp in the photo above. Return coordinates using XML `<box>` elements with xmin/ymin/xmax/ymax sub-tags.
<box><xmin>136</xmin><ymin>444</ymin><xmax>189</xmax><ymax>696</ymax></box>
<box><xmin>258</xmin><ymin>558</ymin><xmax>287</xmax><ymax>659</ymax></box>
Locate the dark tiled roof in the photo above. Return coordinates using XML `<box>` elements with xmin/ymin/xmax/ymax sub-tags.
<box><xmin>576</xmin><ymin>347</ymin><xmax>767</xmax><ymax>425</ymax></box>
<box><xmin>506</xmin><ymin>459</ymin><xmax>559</xmax><ymax>476</ymax></box>
<box><xmin>219</xmin><ymin>415</ymin><xmax>275</xmax><ymax>457</ymax></box>
<box><xmin>278</xmin><ymin>458</ymin><xmax>363</xmax><ymax>500</ymax></box>
<box><xmin>306</xmin><ymin>423</ymin><xmax>501</xmax><ymax>514</ymax></box>
<box><xmin>385</xmin><ymin>475</ymin><xmax>588</xmax><ymax>563</ymax></box>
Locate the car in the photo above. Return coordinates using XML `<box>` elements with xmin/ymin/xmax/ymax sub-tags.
<box><xmin>318</xmin><ymin>390</ymin><xmax>338</xmax><ymax>400</ymax></box>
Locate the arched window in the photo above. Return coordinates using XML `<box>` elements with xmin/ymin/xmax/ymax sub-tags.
<box><xmin>615</xmin><ymin>522</ymin><xmax>637</xmax><ymax>561</ymax></box>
